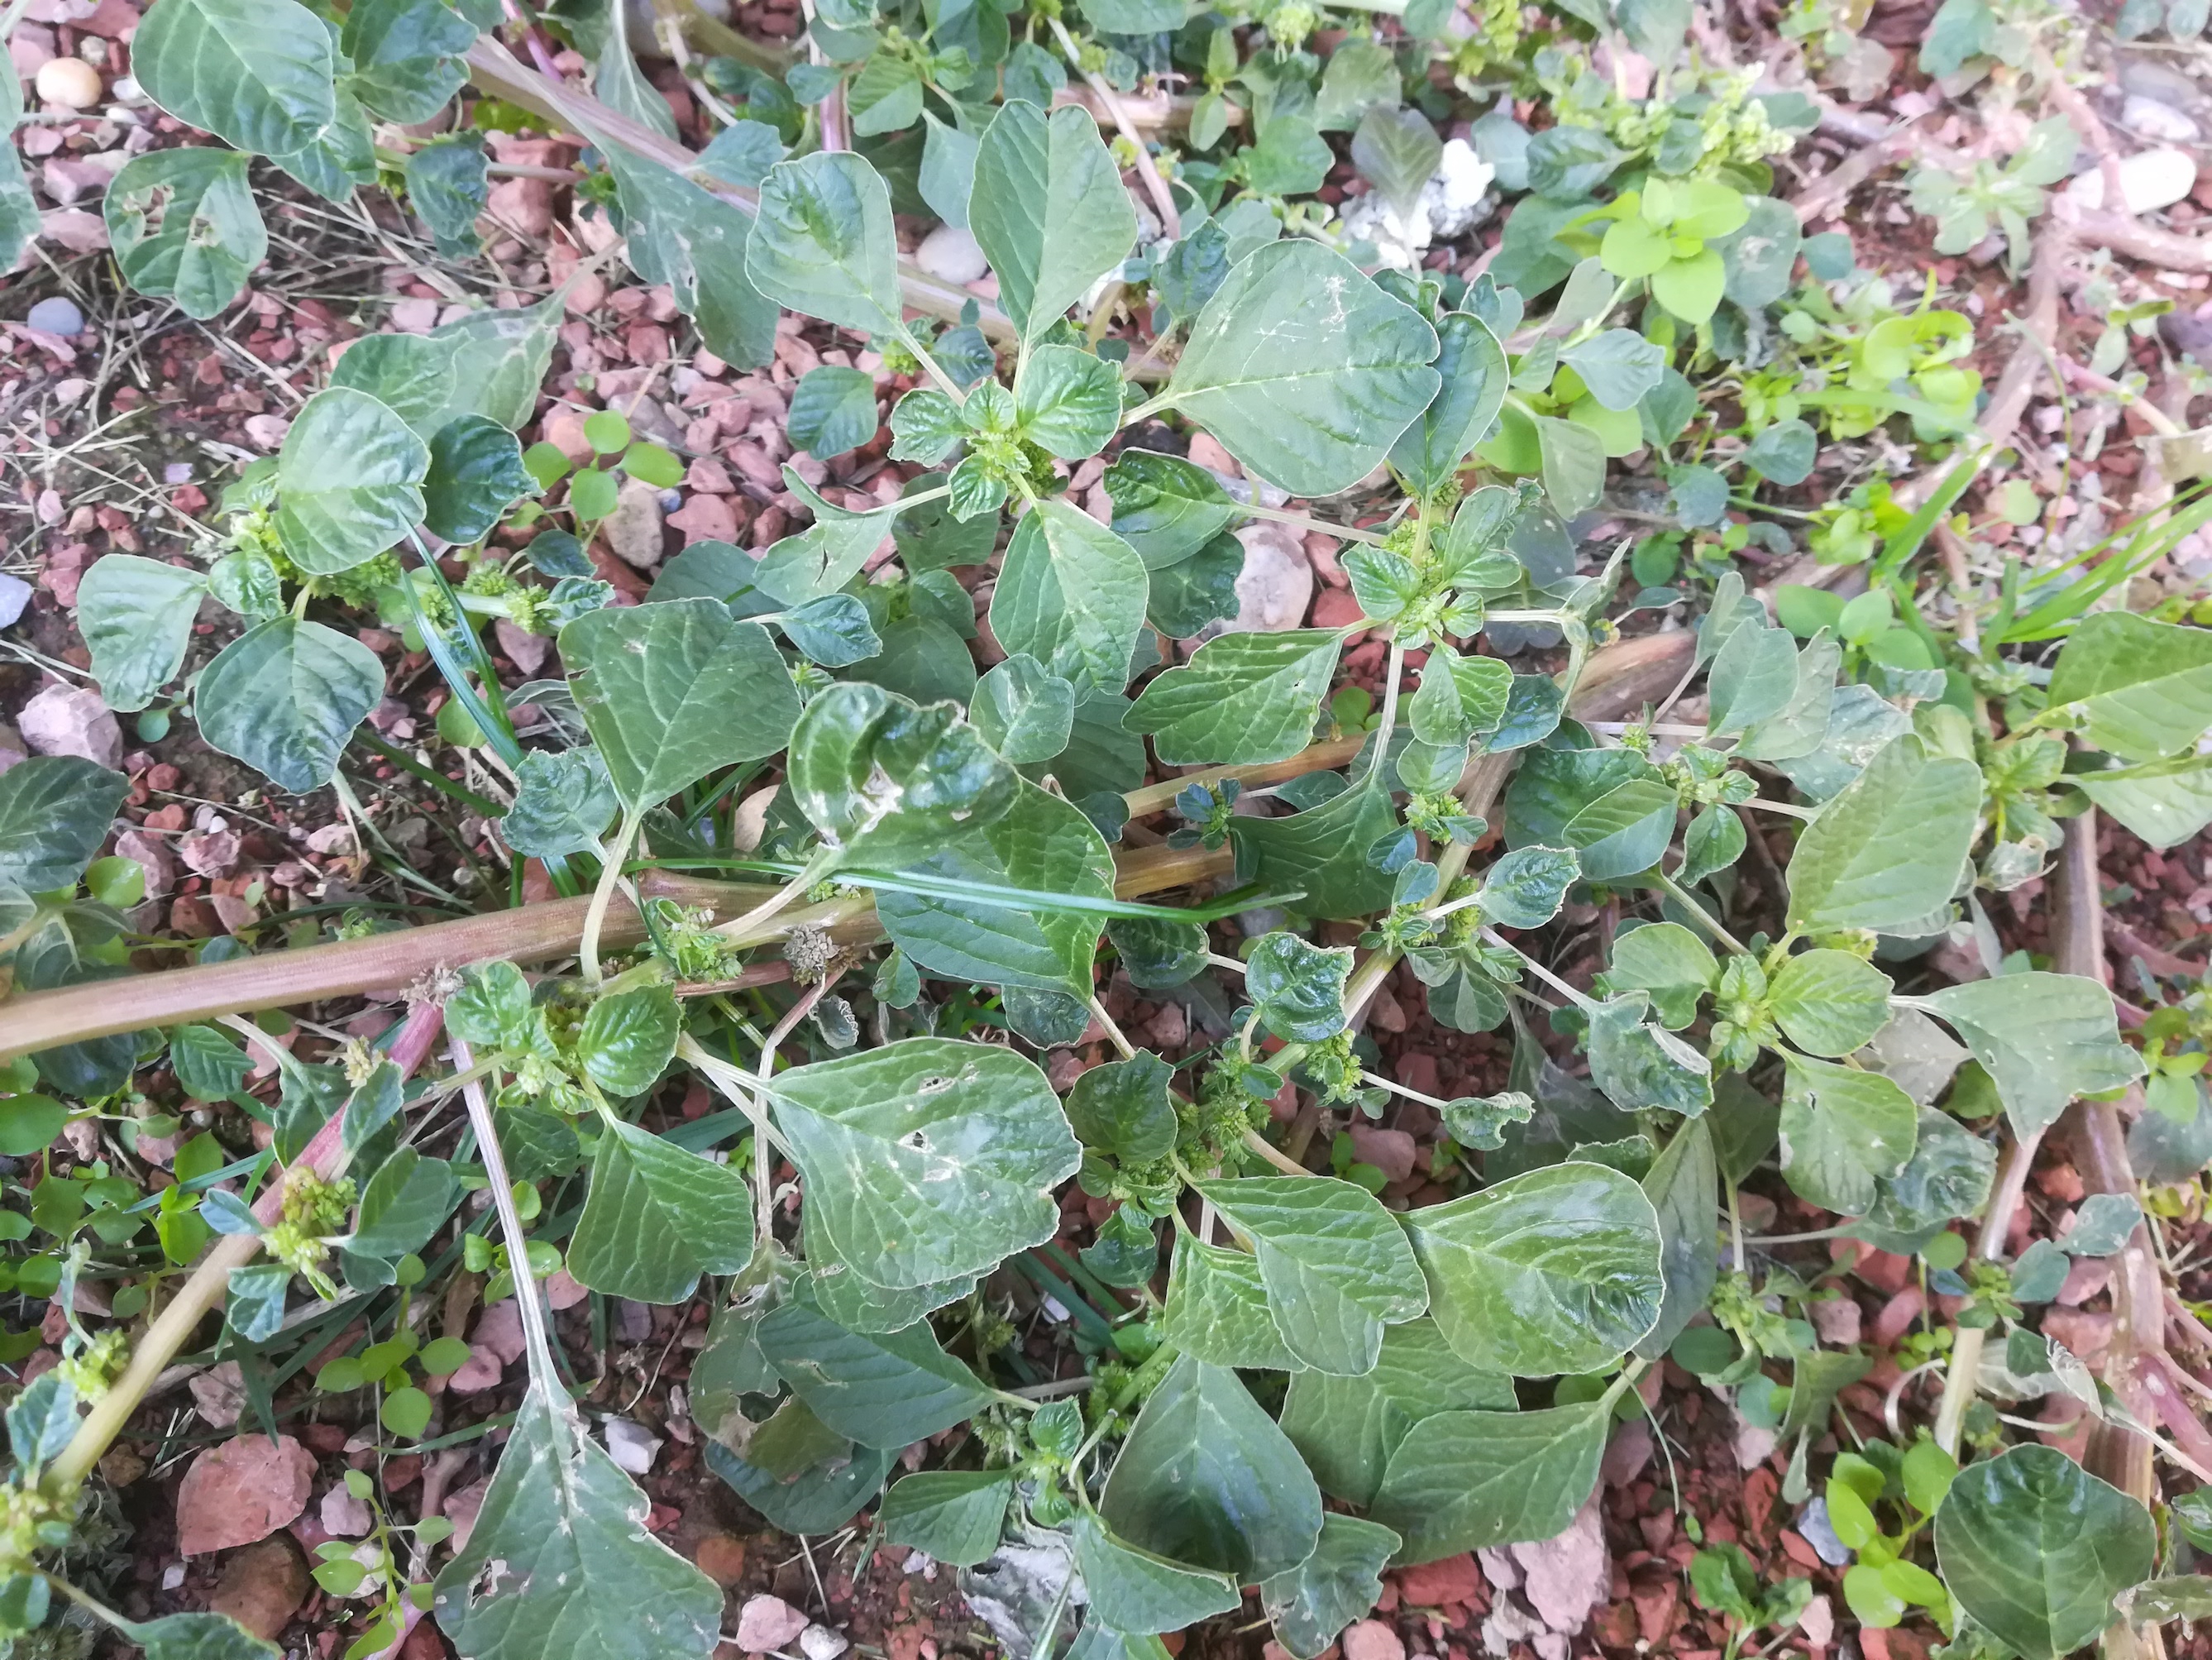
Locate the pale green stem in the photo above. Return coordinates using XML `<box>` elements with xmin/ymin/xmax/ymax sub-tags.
<box><xmin>579</xmin><ymin>806</ymin><xmax>643</xmax><ymax>988</ymax></box>
<box><xmin>1361</xmin><ymin>641</ymin><xmax>1407</xmax><ymax>787</ymax></box>
<box><xmin>1480</xmin><ymin>926</ymin><xmax>1598</xmax><ymax>1012</ymax></box>
<box><xmin>451</xmin><ymin>1041</ymin><xmax>559</xmax><ymax>1385</ymax></box>
<box><xmin>1239</xmin><ymin>500</ymin><xmax>1390</xmax><ymax>545</ymax></box>
<box><xmin>1653</xmin><ymin>868</ymin><xmax>1752</xmax><ymax>957</ymax></box>
<box><xmin>1087</xmin><ymin>995</ymin><xmax>1139</xmax><ymax>1060</ymax></box>
<box><xmin>895</xmin><ymin>322</ymin><xmax>967</xmax><ymax>404</ymax></box>
<box><xmin>709</xmin><ymin>844</ymin><xmax>842</xmax><ymax>942</ymax></box>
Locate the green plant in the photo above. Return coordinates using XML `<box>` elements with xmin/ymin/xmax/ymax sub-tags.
<box><xmin>0</xmin><ymin>3</ymin><xmax>2209</xmax><ymax>1660</ymax></box>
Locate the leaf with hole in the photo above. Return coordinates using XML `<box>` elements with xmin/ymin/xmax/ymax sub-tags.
<box><xmin>105</xmin><ymin>149</ymin><xmax>265</xmax><ymax>320</ymax></box>
<box><xmin>767</xmin><ymin>1038</ymin><xmax>1079</xmax><ymax>1289</ymax></box>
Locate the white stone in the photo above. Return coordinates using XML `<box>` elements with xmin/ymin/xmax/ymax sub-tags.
<box><xmin>915</xmin><ymin>224</ymin><xmax>989</xmax><ymax>285</ymax></box>
<box><xmin>735</xmin><ymin>1595</ymin><xmax>811</xmax><ymax>1653</ymax></box>
<box><xmin>320</xmin><ymin>1485</ymin><xmax>374</xmax><ymax>1538</ymax></box>
<box><xmin>2062</xmin><ymin>147</ymin><xmax>2199</xmax><ymax>215</ymax></box>
<box><xmin>1205</xmin><ymin>522</ymin><xmax>1312</xmax><ymax>639</ymax></box>
<box><xmin>1341</xmin><ymin>137</ymin><xmax>1496</xmax><ymax>269</ymax></box>
<box><xmin>2125</xmin><ymin>94</ymin><xmax>2201</xmax><ymax>143</ymax></box>
<box><xmin>0</xmin><ymin>572</ymin><xmax>31</xmax><ymax>629</ymax></box>
<box><xmin>800</xmin><ymin>1625</ymin><xmax>850</xmax><ymax>1660</ymax></box>
<box><xmin>600</xmin><ymin>1416</ymin><xmax>662</xmax><ymax>1476</ymax></box>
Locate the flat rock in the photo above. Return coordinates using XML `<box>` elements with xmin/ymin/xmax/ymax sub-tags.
<box><xmin>205</xmin><ymin>1537</ymin><xmax>308</xmax><ymax>1641</ymax></box>
<box><xmin>2063</xmin><ymin>147</ymin><xmax>2198</xmax><ymax>214</ymax></box>
<box><xmin>17</xmin><ymin>681</ymin><xmax>120</xmax><ymax>768</ymax></box>
<box><xmin>175</xmin><ymin>1434</ymin><xmax>317</xmax><ymax>1556</ymax></box>
<box><xmin>736</xmin><ymin>1593</ymin><xmax>810</xmax><ymax>1653</ymax></box>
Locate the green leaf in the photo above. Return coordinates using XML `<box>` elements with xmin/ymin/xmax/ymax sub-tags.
<box><xmin>1477</xmin><ymin>844</ymin><xmax>1579</xmax><ymax>929</ymax></box>
<box><xmin>274</xmin><ymin>389</ymin><xmax>431</xmax><ymax>575</ymax></box>
<box><xmin>1163</xmin><ymin>240</ymin><xmax>1440</xmax><ymax>495</ymax></box>
<box><xmin>598</xmin><ymin>143</ymin><xmax>777</xmax><ymax>372</ymax></box>
<box><xmin>560</xmin><ymin>598</ymin><xmax>800</xmax><ymax>811</ymax></box>
<box><xmin>0</xmin><ymin>765</ymin><xmax>118</xmax><ymax>902</ymax></box>
<box><xmin>1246</xmin><ymin>933</ymin><xmax>1354</xmax><ymax>1042</ymax></box>
<box><xmin>500</xmin><ymin>749</ymin><xmax>619</xmax><ymax>858</ymax></box>
<box><xmin>1767</xmin><ymin>949</ymin><xmax>1893</xmax><ymax>1057</ymax></box>
<box><xmin>341</xmin><ymin>0</ymin><xmax>477</xmax><ymax>124</ymax></box>
<box><xmin>1933</xmin><ymin>1444</ymin><xmax>2156</xmax><ymax>1660</ymax></box>
<box><xmin>748</xmin><ymin>151</ymin><xmax>904</xmax><ymax>337</ymax></box>
<box><xmin>1262</xmin><ymin>1515</ymin><xmax>1401</xmax><ymax>1660</ymax></box>
<box><xmin>787</xmin><ymin>682</ymin><xmax>1020</xmax><ymax>870</ymax></box>
<box><xmin>1015</xmin><ymin>345</ymin><xmax>1125</xmax><ymax>461</ymax></box>
<box><xmin>1786</xmin><ymin>736</ymin><xmax>1981</xmax><ymax>933</ymax></box>
<box><xmin>753</xmin><ymin>486</ymin><xmax>900</xmax><ymax>606</ymax></box>
<box><xmin>1164</xmin><ymin>1232</ymin><xmax>1302</xmax><ymax>1370</ymax></box>
<box><xmin>406</xmin><ymin>136</ymin><xmax>489</xmax><ymax>258</ymax></box>
<box><xmin>880</xmin><ymin>1471</ymin><xmax>1012</xmax><ymax>1567</ymax></box>
<box><xmin>1099</xmin><ymin>1354</ymin><xmax>1324</xmax><ymax>1581</ymax></box>
<box><xmin>2062</xmin><ymin>1192</ymin><xmax>2143</xmax><ymax>1257</ymax></box>
<box><xmin>576</xmin><ymin>985</ymin><xmax>681</xmax><ymax>1095</ymax></box>
<box><xmin>433</xmin><ymin>1380</ymin><xmax>724</xmax><ymax>1660</ymax></box>
<box><xmin>1405</xmin><ymin>1163</ymin><xmax>1665</xmax><ymax>1375</ymax></box>
<box><xmin>134</xmin><ymin>0</ymin><xmax>337</xmax><ymax>160</ymax></box>
<box><xmin>1917</xmin><ymin>974</ymin><xmax>2144</xmax><ymax>1137</ymax></box>
<box><xmin>194</xmin><ymin>618</ymin><xmax>385</xmax><ymax>793</ymax></box>
<box><xmin>1065</xmin><ymin>1050</ymin><xmax>1178</xmax><ymax>1162</ymax></box>
<box><xmin>1230</xmin><ymin>775</ymin><xmax>1400</xmax><ymax>920</ymax></box>
<box><xmin>1651</xmin><ymin>247</ymin><xmax>1726</xmax><ymax>324</ymax></box>
<box><xmin>917</xmin><ymin>112</ymin><xmax>977</xmax><ymax>227</ymax></box>
<box><xmin>1071</xmin><ymin>1511</ymin><xmax>1242</xmax><ymax>1637</ymax></box>
<box><xmin>105</xmin><ymin>149</ymin><xmax>265</xmax><ymax>320</ymax></box>
<box><xmin>969</xmin><ymin>101</ymin><xmax>1137</xmax><ymax>340</ymax></box>
<box><xmin>173</xmin><ymin>1025</ymin><xmax>252</xmax><ymax>1103</ymax></box>
<box><xmin>1563</xmin><ymin>777</ymin><xmax>1677</xmax><ymax>883</ymax></box>
<box><xmin>2046</xmin><ymin>611</ymin><xmax>2212</xmax><ymax>762</ymax></box>
<box><xmin>420</xmin><ymin>298</ymin><xmax>564</xmax><ymax>433</ymax></box>
<box><xmin>1587</xmin><ymin>993</ymin><xmax>1713</xmax><ymax>1117</ymax></box>
<box><xmin>990</xmin><ymin>500</ymin><xmax>1148</xmax><ymax>696</ymax></box>
<box><xmin>768</xmin><ymin>1038</ymin><xmax>1079</xmax><ymax>1288</ymax></box>
<box><xmin>1389</xmin><ymin>310</ymin><xmax>1508</xmax><ymax>500</ymax></box>
<box><xmin>1716</xmin><ymin>195</ymin><xmax>1802</xmax><ymax>309</ymax></box>
<box><xmin>1408</xmin><ymin>646</ymin><xmax>1512</xmax><ymax>746</ymax></box>
<box><xmin>758</xmin><ymin>1291</ymin><xmax>992</xmax><ymax>1446</ymax></box>
<box><xmin>567</xmin><ymin>1120</ymin><xmax>752</xmax><ymax>1304</ymax></box>
<box><xmin>349</xmin><ymin>1147</ymin><xmax>459</xmax><ymax>1261</ymax></box>
<box><xmin>1127</xmin><ymin>629</ymin><xmax>1349</xmax><ymax>767</ymax></box>
<box><xmin>1603</xmin><ymin>922</ymin><xmax>1718</xmax><ymax>1029</ymax></box>
<box><xmin>788</xmin><ymin>366</ymin><xmax>882</xmax><ymax>460</ymax></box>
<box><xmin>1369</xmin><ymin>1402</ymin><xmax>1610</xmax><ymax>1565</ymax></box>
<box><xmin>972</xmin><ymin>654</ymin><xmax>1076</xmax><ymax>765</ymax></box>
<box><xmin>7</xmin><ymin>1370</ymin><xmax>75</xmax><ymax>1465</ymax></box>
<box><xmin>705</xmin><ymin>1433</ymin><xmax>896</xmax><ymax>1535</ymax></box>
<box><xmin>1706</xmin><ymin>620</ymin><xmax>1799</xmax><ymax>738</ymax></box>
<box><xmin>1560</xmin><ymin>328</ymin><xmax>1665</xmax><ymax>412</ymax></box>
<box><xmin>1777</xmin><ymin>1053</ymin><xmax>1918</xmax><ymax>1215</ymax></box>
<box><xmin>1350</xmin><ymin>105</ymin><xmax>1442</xmax><ymax>218</ymax></box>
<box><xmin>118</xmin><ymin>1613</ymin><xmax>279</xmax><ymax>1660</ymax></box>
<box><xmin>424</xmin><ymin>416</ymin><xmax>537</xmax><ymax>543</ymax></box>
<box><xmin>1861</xmin><ymin>1107</ymin><xmax>1995</xmax><ymax>1241</ymax></box>
<box><xmin>1105</xmin><ymin>448</ymin><xmax>1240</xmax><ymax>567</ymax></box>
<box><xmin>876</xmin><ymin>781</ymin><xmax>1115</xmax><ymax>997</ymax></box>
<box><xmin>1190</xmin><ymin>1174</ymin><xmax>1426</xmax><ymax>1375</ymax></box>
<box><xmin>1734</xmin><ymin>633</ymin><xmax>1840</xmax><ymax>763</ymax></box>
<box><xmin>75</xmin><ymin>553</ymin><xmax>204</xmax><ymax>713</ymax></box>
<box><xmin>327</xmin><ymin>332</ymin><xmax>455</xmax><ymax>440</ymax></box>
<box><xmin>1636</xmin><ymin>1116</ymin><xmax>1718</xmax><ymax>1359</ymax></box>
<box><xmin>1280</xmin><ymin>1318</ymin><xmax>1513</xmax><ymax>1506</ymax></box>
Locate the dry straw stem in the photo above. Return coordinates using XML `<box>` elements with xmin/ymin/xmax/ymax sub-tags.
<box><xmin>0</xmin><ymin>632</ymin><xmax>1693</xmax><ymax>1060</ymax></box>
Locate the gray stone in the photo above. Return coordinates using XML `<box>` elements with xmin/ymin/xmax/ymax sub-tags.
<box><xmin>25</xmin><ymin>295</ymin><xmax>83</xmax><ymax>336</ymax></box>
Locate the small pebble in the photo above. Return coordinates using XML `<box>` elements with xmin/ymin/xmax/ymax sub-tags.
<box><xmin>2124</xmin><ymin>93</ymin><xmax>2201</xmax><ymax>143</ymax></box>
<box><xmin>1795</xmin><ymin>1496</ymin><xmax>1852</xmax><ymax>1566</ymax></box>
<box><xmin>915</xmin><ymin>224</ymin><xmax>989</xmax><ymax>285</ymax></box>
<box><xmin>800</xmin><ymin>1625</ymin><xmax>851</xmax><ymax>1660</ymax></box>
<box><xmin>600</xmin><ymin>1416</ymin><xmax>662</xmax><ymax>1476</ymax></box>
<box><xmin>26</xmin><ymin>296</ymin><xmax>84</xmax><ymax>337</ymax></box>
<box><xmin>34</xmin><ymin>56</ymin><xmax>101</xmax><ymax>108</ymax></box>
<box><xmin>0</xmin><ymin>573</ymin><xmax>31</xmax><ymax>629</ymax></box>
